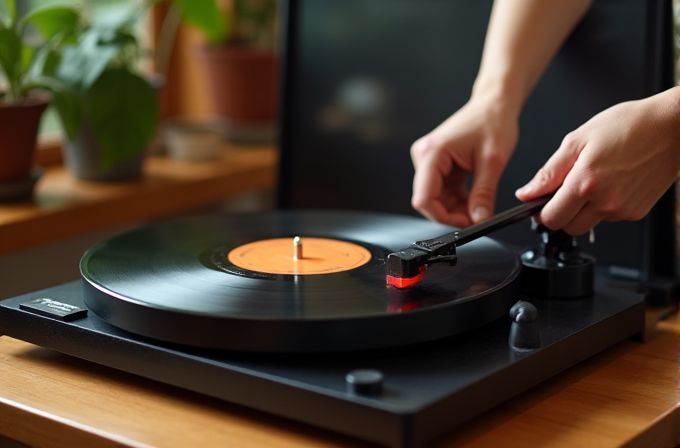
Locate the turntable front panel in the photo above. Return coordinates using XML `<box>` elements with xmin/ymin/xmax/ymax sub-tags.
<box><xmin>0</xmin><ymin>278</ymin><xmax>645</xmax><ymax>448</ymax></box>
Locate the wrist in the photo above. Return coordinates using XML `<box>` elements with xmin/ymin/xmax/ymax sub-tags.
<box><xmin>470</xmin><ymin>73</ymin><xmax>525</xmax><ymax>120</ymax></box>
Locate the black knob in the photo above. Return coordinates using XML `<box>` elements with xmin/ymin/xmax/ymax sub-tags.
<box><xmin>508</xmin><ymin>301</ymin><xmax>541</xmax><ymax>350</ymax></box>
<box><xmin>346</xmin><ymin>369</ymin><xmax>384</xmax><ymax>396</ymax></box>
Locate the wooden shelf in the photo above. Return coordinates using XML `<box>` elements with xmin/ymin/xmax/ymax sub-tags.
<box><xmin>0</xmin><ymin>145</ymin><xmax>278</xmax><ymax>256</ymax></box>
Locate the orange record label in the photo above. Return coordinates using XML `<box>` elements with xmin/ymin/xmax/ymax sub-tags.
<box><xmin>228</xmin><ymin>237</ymin><xmax>372</xmax><ymax>275</ymax></box>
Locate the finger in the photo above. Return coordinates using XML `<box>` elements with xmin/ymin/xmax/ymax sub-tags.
<box><xmin>515</xmin><ymin>134</ymin><xmax>584</xmax><ymax>201</ymax></box>
<box><xmin>467</xmin><ymin>152</ymin><xmax>506</xmax><ymax>223</ymax></box>
<box><xmin>411</xmin><ymin>158</ymin><xmax>444</xmax><ymax>220</ymax></box>
<box><xmin>411</xmin><ymin>149</ymin><xmax>465</xmax><ymax>224</ymax></box>
<box><xmin>559</xmin><ymin>202</ymin><xmax>607</xmax><ymax>236</ymax></box>
<box><xmin>410</xmin><ymin>138</ymin><xmax>428</xmax><ymax>169</ymax></box>
<box><xmin>436</xmin><ymin>183</ymin><xmax>473</xmax><ymax>227</ymax></box>
<box><xmin>438</xmin><ymin>204</ymin><xmax>474</xmax><ymax>228</ymax></box>
<box><xmin>538</xmin><ymin>178</ymin><xmax>589</xmax><ymax>230</ymax></box>
<box><xmin>413</xmin><ymin>189</ymin><xmax>470</xmax><ymax>227</ymax></box>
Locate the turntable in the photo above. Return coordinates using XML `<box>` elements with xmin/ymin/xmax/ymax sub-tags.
<box><xmin>0</xmin><ymin>203</ymin><xmax>646</xmax><ymax>448</ymax></box>
<box><xmin>1</xmin><ymin>0</ymin><xmax>675</xmax><ymax>445</ymax></box>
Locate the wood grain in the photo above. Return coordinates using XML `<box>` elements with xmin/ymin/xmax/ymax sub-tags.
<box><xmin>0</xmin><ymin>324</ymin><xmax>676</xmax><ymax>448</ymax></box>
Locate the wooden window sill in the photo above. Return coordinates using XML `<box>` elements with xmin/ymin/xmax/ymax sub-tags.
<box><xmin>34</xmin><ymin>134</ymin><xmax>64</xmax><ymax>168</ymax></box>
<box><xmin>0</xmin><ymin>144</ymin><xmax>278</xmax><ymax>256</ymax></box>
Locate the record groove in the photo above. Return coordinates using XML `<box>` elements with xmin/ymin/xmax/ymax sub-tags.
<box><xmin>81</xmin><ymin>210</ymin><xmax>521</xmax><ymax>352</ymax></box>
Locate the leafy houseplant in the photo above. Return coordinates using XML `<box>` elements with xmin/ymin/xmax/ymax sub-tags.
<box><xmin>52</xmin><ymin>0</ymin><xmax>227</xmax><ymax>180</ymax></box>
<box><xmin>0</xmin><ymin>0</ymin><xmax>77</xmax><ymax>197</ymax></box>
<box><xmin>51</xmin><ymin>4</ymin><xmax>159</xmax><ymax>180</ymax></box>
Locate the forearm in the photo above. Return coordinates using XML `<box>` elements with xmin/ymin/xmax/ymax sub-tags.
<box><xmin>659</xmin><ymin>87</ymin><xmax>680</xmax><ymax>170</ymax></box>
<box><xmin>664</xmin><ymin>85</ymin><xmax>680</xmax><ymax>144</ymax></box>
<box><xmin>473</xmin><ymin>0</ymin><xmax>593</xmax><ymax>114</ymax></box>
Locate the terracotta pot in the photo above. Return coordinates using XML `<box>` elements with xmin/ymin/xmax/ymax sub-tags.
<box><xmin>197</xmin><ymin>45</ymin><xmax>278</xmax><ymax>121</ymax></box>
<box><xmin>0</xmin><ymin>93</ymin><xmax>49</xmax><ymax>182</ymax></box>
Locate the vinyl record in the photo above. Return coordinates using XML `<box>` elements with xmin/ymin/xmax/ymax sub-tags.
<box><xmin>81</xmin><ymin>210</ymin><xmax>521</xmax><ymax>352</ymax></box>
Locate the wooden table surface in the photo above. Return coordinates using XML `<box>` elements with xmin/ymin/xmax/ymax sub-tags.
<box><xmin>0</xmin><ymin>145</ymin><xmax>278</xmax><ymax>256</ymax></box>
<box><xmin>0</xmin><ymin>315</ymin><xmax>677</xmax><ymax>448</ymax></box>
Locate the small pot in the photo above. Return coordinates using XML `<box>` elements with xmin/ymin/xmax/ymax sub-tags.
<box><xmin>63</xmin><ymin>119</ymin><xmax>145</xmax><ymax>181</ymax></box>
<box><xmin>163</xmin><ymin>119</ymin><xmax>223</xmax><ymax>162</ymax></box>
<box><xmin>0</xmin><ymin>92</ymin><xmax>50</xmax><ymax>201</ymax></box>
<box><xmin>62</xmin><ymin>73</ymin><xmax>164</xmax><ymax>182</ymax></box>
<box><xmin>0</xmin><ymin>93</ymin><xmax>50</xmax><ymax>182</ymax></box>
<box><xmin>196</xmin><ymin>45</ymin><xmax>279</xmax><ymax>122</ymax></box>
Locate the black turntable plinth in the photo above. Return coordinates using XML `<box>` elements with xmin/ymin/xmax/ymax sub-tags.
<box><xmin>0</xmin><ymin>211</ymin><xmax>645</xmax><ymax>448</ymax></box>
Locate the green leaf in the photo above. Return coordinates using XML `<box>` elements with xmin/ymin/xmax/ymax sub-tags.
<box><xmin>42</xmin><ymin>48</ymin><xmax>61</xmax><ymax>75</ymax></box>
<box><xmin>107</xmin><ymin>29</ymin><xmax>137</xmax><ymax>47</ymax></box>
<box><xmin>0</xmin><ymin>0</ymin><xmax>15</xmax><ymax>26</ymax></box>
<box><xmin>20</xmin><ymin>44</ymin><xmax>34</xmax><ymax>75</ymax></box>
<box><xmin>89</xmin><ymin>2</ymin><xmax>138</xmax><ymax>31</ymax></box>
<box><xmin>0</xmin><ymin>1</ymin><xmax>10</xmax><ymax>27</ymax></box>
<box><xmin>55</xmin><ymin>31</ymin><xmax>119</xmax><ymax>90</ymax></box>
<box><xmin>87</xmin><ymin>68</ymin><xmax>158</xmax><ymax>170</ymax></box>
<box><xmin>0</xmin><ymin>25</ymin><xmax>22</xmax><ymax>98</ymax></box>
<box><xmin>173</xmin><ymin>0</ymin><xmax>226</xmax><ymax>43</ymax></box>
<box><xmin>52</xmin><ymin>89</ymin><xmax>83</xmax><ymax>139</ymax></box>
<box><xmin>23</xmin><ymin>6</ymin><xmax>79</xmax><ymax>41</ymax></box>
<box><xmin>25</xmin><ymin>44</ymin><xmax>60</xmax><ymax>84</ymax></box>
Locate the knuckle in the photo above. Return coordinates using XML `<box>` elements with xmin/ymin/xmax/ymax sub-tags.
<box><xmin>411</xmin><ymin>195</ymin><xmax>428</xmax><ymax>212</ymax></box>
<box><xmin>599</xmin><ymin>199</ymin><xmax>623</xmax><ymax>216</ymax></box>
<box><xmin>534</xmin><ymin>166</ymin><xmax>555</xmax><ymax>186</ymax></box>
<box><xmin>482</xmin><ymin>149</ymin><xmax>509</xmax><ymax>169</ymax></box>
<box><xmin>560</xmin><ymin>132</ymin><xmax>581</xmax><ymax>153</ymax></box>
<box><xmin>573</xmin><ymin>174</ymin><xmax>600</xmax><ymax>200</ymax></box>
<box><xmin>410</xmin><ymin>136</ymin><xmax>437</xmax><ymax>159</ymax></box>
<box><xmin>472</xmin><ymin>185</ymin><xmax>495</xmax><ymax>203</ymax></box>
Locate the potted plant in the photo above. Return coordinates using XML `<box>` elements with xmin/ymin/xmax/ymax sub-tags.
<box><xmin>51</xmin><ymin>0</ymin><xmax>228</xmax><ymax>180</ymax></box>
<box><xmin>51</xmin><ymin>3</ymin><xmax>159</xmax><ymax>181</ymax></box>
<box><xmin>0</xmin><ymin>0</ymin><xmax>78</xmax><ymax>199</ymax></box>
<box><xmin>194</xmin><ymin>0</ymin><xmax>279</xmax><ymax>142</ymax></box>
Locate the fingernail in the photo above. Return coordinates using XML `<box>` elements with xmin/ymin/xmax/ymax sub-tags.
<box><xmin>472</xmin><ymin>206</ymin><xmax>490</xmax><ymax>223</ymax></box>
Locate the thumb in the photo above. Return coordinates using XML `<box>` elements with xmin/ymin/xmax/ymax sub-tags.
<box><xmin>516</xmin><ymin>137</ymin><xmax>582</xmax><ymax>201</ymax></box>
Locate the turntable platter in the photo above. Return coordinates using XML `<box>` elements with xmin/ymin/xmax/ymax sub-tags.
<box><xmin>81</xmin><ymin>211</ymin><xmax>520</xmax><ymax>352</ymax></box>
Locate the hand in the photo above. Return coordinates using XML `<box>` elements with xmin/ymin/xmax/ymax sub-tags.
<box><xmin>516</xmin><ymin>87</ymin><xmax>680</xmax><ymax>235</ymax></box>
<box><xmin>410</xmin><ymin>90</ymin><xmax>520</xmax><ymax>227</ymax></box>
